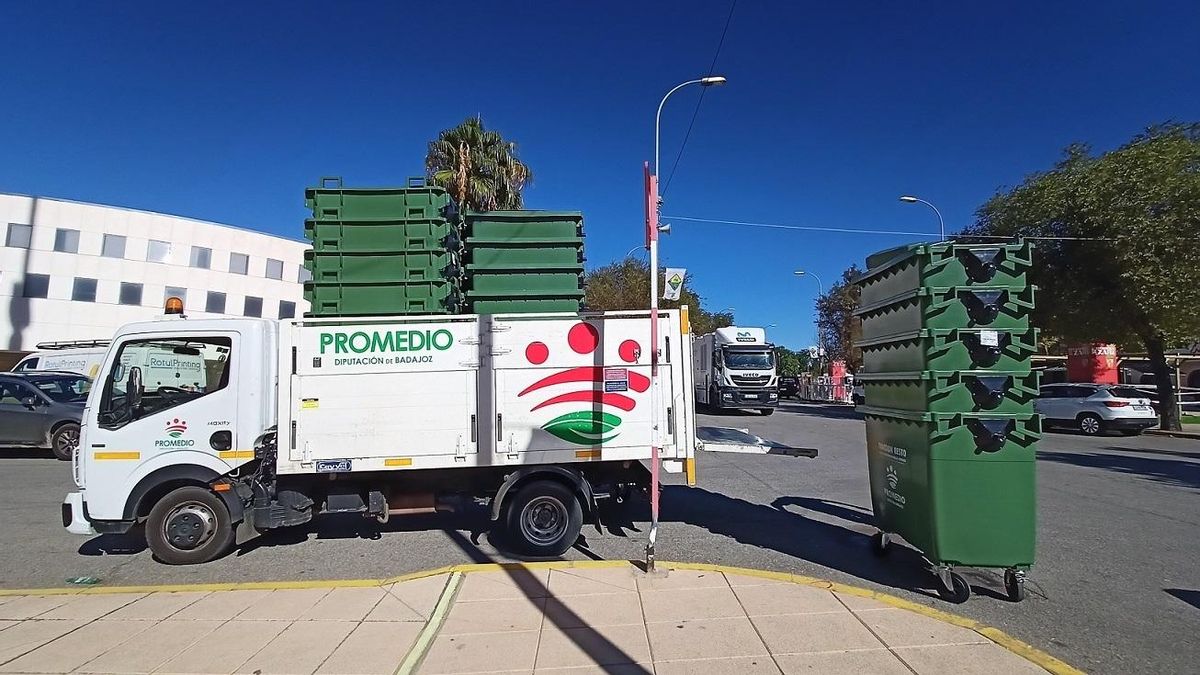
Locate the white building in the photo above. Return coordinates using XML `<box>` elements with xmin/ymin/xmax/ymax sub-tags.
<box><xmin>1</xmin><ymin>193</ymin><xmax>309</xmax><ymax>351</ymax></box>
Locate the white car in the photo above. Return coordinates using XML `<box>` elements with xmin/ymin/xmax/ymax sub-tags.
<box><xmin>1035</xmin><ymin>384</ymin><xmax>1158</xmax><ymax>436</ymax></box>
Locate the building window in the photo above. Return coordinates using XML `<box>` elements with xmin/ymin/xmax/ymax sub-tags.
<box><xmin>266</xmin><ymin>258</ymin><xmax>284</xmax><ymax>280</ymax></box>
<box><xmin>243</xmin><ymin>295</ymin><xmax>263</xmax><ymax>317</ymax></box>
<box><xmin>229</xmin><ymin>252</ymin><xmax>249</xmax><ymax>275</ymax></box>
<box><xmin>119</xmin><ymin>282</ymin><xmax>143</xmax><ymax>306</ymax></box>
<box><xmin>72</xmin><ymin>278</ymin><xmax>97</xmax><ymax>302</ymax></box>
<box><xmin>102</xmin><ymin>234</ymin><xmax>127</xmax><ymax>259</ymax></box>
<box><xmin>164</xmin><ymin>286</ymin><xmax>187</xmax><ymax>304</ymax></box>
<box><xmin>147</xmin><ymin>239</ymin><xmax>171</xmax><ymax>263</ymax></box>
<box><xmin>298</xmin><ymin>266</ymin><xmax>312</xmax><ymax>283</ymax></box>
<box><xmin>54</xmin><ymin>228</ymin><xmax>80</xmax><ymax>254</ymax></box>
<box><xmin>190</xmin><ymin>246</ymin><xmax>212</xmax><ymax>269</ymax></box>
<box><xmin>22</xmin><ymin>274</ymin><xmax>50</xmax><ymax>298</ymax></box>
<box><xmin>6</xmin><ymin>223</ymin><xmax>32</xmax><ymax>249</ymax></box>
<box><xmin>279</xmin><ymin>300</ymin><xmax>296</xmax><ymax>319</ymax></box>
<box><xmin>206</xmin><ymin>291</ymin><xmax>226</xmax><ymax>314</ymax></box>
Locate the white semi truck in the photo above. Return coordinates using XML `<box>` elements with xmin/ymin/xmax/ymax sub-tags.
<box><xmin>62</xmin><ymin>303</ymin><xmax>703</xmax><ymax>563</ymax></box>
<box><xmin>693</xmin><ymin>326</ymin><xmax>779</xmax><ymax>415</ymax></box>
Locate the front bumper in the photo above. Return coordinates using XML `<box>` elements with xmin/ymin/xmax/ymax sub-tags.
<box><xmin>62</xmin><ymin>492</ymin><xmax>97</xmax><ymax>536</ymax></box>
<box><xmin>717</xmin><ymin>387</ymin><xmax>779</xmax><ymax>408</ymax></box>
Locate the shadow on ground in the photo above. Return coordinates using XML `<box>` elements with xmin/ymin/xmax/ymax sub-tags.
<box><xmin>774</xmin><ymin>401</ymin><xmax>863</xmax><ymax>421</ymax></box>
<box><xmin>1166</xmin><ymin>588</ymin><xmax>1200</xmax><ymax>611</ymax></box>
<box><xmin>1038</xmin><ymin>449</ymin><xmax>1200</xmax><ymax>490</ymax></box>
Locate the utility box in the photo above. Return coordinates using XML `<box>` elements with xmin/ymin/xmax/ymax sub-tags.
<box><xmin>855</xmin><ymin>239</ymin><xmax>1038</xmax><ymax>604</ymax></box>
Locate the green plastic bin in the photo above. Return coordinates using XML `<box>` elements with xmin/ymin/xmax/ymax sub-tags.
<box><xmin>464</xmin><ymin>210</ymin><xmax>583</xmax><ymax>241</ymax></box>
<box><xmin>857</xmin><ymin>328</ymin><xmax>1039</xmax><ymax>374</ymax></box>
<box><xmin>859</xmin><ymin>241</ymin><xmax>1033</xmax><ymax>306</ymax></box>
<box><xmin>855</xmin><ymin>286</ymin><xmax>1036</xmax><ymax>339</ymax></box>
<box><xmin>465</xmin><ymin>270</ymin><xmax>583</xmax><ymax>295</ymax></box>
<box><xmin>305</xmin><ymin>281</ymin><xmax>459</xmax><ymax>316</ymax></box>
<box><xmin>465</xmin><ymin>294</ymin><xmax>584</xmax><ymax>315</ymax></box>
<box><xmin>862</xmin><ymin>406</ymin><xmax>1038</xmax><ymax>568</ymax></box>
<box><xmin>857</xmin><ymin>371</ymin><xmax>1039</xmax><ymax>414</ymax></box>
<box><xmin>304</xmin><ymin>219</ymin><xmax>459</xmax><ymax>253</ymax></box>
<box><xmin>305</xmin><ymin>177</ymin><xmax>453</xmax><ymax>222</ymax></box>
<box><xmin>466</xmin><ymin>244</ymin><xmax>584</xmax><ymax>269</ymax></box>
<box><xmin>305</xmin><ymin>250</ymin><xmax>459</xmax><ymax>284</ymax></box>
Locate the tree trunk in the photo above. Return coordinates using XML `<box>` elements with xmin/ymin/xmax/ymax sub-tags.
<box><xmin>1143</xmin><ymin>331</ymin><xmax>1182</xmax><ymax>431</ymax></box>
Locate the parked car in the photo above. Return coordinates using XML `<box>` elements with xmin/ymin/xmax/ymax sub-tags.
<box><xmin>1035</xmin><ymin>383</ymin><xmax>1158</xmax><ymax>436</ymax></box>
<box><xmin>0</xmin><ymin>372</ymin><xmax>90</xmax><ymax>460</ymax></box>
<box><xmin>852</xmin><ymin>383</ymin><xmax>865</xmax><ymax>406</ymax></box>
<box><xmin>778</xmin><ymin>376</ymin><xmax>799</xmax><ymax>398</ymax></box>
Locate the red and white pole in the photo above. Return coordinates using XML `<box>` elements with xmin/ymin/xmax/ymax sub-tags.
<box><xmin>644</xmin><ymin>161</ymin><xmax>661</xmax><ymax>572</ymax></box>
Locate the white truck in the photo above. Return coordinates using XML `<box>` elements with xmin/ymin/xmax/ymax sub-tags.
<box><xmin>12</xmin><ymin>341</ymin><xmax>111</xmax><ymax>379</ymax></box>
<box><xmin>62</xmin><ymin>304</ymin><xmax>702</xmax><ymax>564</ymax></box>
<box><xmin>693</xmin><ymin>326</ymin><xmax>779</xmax><ymax>415</ymax></box>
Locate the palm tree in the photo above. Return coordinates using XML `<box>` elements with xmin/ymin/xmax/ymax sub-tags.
<box><xmin>426</xmin><ymin>116</ymin><xmax>532</xmax><ymax>211</ymax></box>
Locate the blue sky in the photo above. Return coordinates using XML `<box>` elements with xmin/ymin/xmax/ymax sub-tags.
<box><xmin>3</xmin><ymin>1</ymin><xmax>1198</xmax><ymax>349</ymax></box>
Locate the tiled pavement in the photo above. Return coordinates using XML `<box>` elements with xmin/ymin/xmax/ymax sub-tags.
<box><xmin>0</xmin><ymin>563</ymin><xmax>1064</xmax><ymax>674</ymax></box>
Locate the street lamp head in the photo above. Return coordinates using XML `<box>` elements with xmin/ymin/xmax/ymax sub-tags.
<box><xmin>899</xmin><ymin>195</ymin><xmax>919</xmax><ymax>203</ymax></box>
<box><xmin>700</xmin><ymin>75</ymin><xmax>728</xmax><ymax>87</ymax></box>
<box><xmin>793</xmin><ymin>270</ymin><xmax>807</xmax><ymax>276</ymax></box>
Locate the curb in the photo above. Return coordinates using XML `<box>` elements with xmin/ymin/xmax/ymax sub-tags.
<box><xmin>1144</xmin><ymin>429</ymin><xmax>1200</xmax><ymax>440</ymax></box>
<box><xmin>0</xmin><ymin>559</ymin><xmax>1083</xmax><ymax>675</ymax></box>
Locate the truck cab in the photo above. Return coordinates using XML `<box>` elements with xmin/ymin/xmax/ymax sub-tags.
<box><xmin>693</xmin><ymin>327</ymin><xmax>779</xmax><ymax>414</ymax></box>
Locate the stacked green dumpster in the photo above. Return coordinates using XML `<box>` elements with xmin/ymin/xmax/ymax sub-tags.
<box><xmin>853</xmin><ymin>240</ymin><xmax>1039</xmax><ymax>603</ymax></box>
<box><xmin>461</xmin><ymin>211</ymin><xmax>585</xmax><ymax>314</ymax></box>
<box><xmin>302</xmin><ymin>177</ymin><xmax>462</xmax><ymax>316</ymax></box>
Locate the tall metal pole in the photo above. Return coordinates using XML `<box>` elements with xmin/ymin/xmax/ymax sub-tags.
<box><xmin>900</xmin><ymin>196</ymin><xmax>946</xmax><ymax>241</ymax></box>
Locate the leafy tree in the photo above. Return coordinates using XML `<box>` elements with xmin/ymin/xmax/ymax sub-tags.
<box><xmin>775</xmin><ymin>346</ymin><xmax>812</xmax><ymax>375</ymax></box>
<box><xmin>583</xmin><ymin>257</ymin><xmax>733</xmax><ymax>335</ymax></box>
<box><xmin>425</xmin><ymin>116</ymin><xmax>532</xmax><ymax>211</ymax></box>
<box><xmin>969</xmin><ymin>123</ymin><xmax>1200</xmax><ymax>430</ymax></box>
<box><xmin>816</xmin><ymin>265</ymin><xmax>864</xmax><ymax>371</ymax></box>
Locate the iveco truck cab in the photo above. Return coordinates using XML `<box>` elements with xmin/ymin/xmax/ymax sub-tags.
<box><xmin>693</xmin><ymin>326</ymin><xmax>779</xmax><ymax>414</ymax></box>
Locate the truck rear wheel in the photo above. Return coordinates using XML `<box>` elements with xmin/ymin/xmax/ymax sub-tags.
<box><xmin>759</xmin><ymin>408</ymin><xmax>775</xmax><ymax>416</ymax></box>
<box><xmin>506</xmin><ymin>480</ymin><xmax>583</xmax><ymax>557</ymax></box>
<box><xmin>145</xmin><ymin>486</ymin><xmax>235</xmax><ymax>565</ymax></box>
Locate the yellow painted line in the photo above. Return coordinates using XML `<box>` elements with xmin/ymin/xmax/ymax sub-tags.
<box><xmin>0</xmin><ymin>559</ymin><xmax>1083</xmax><ymax>674</ymax></box>
<box><xmin>384</xmin><ymin>457</ymin><xmax>413</xmax><ymax>467</ymax></box>
<box><xmin>396</xmin><ymin>572</ymin><xmax>462</xmax><ymax>675</ymax></box>
<box><xmin>574</xmin><ymin>449</ymin><xmax>601</xmax><ymax>459</ymax></box>
<box><xmin>218</xmin><ymin>450</ymin><xmax>255</xmax><ymax>460</ymax></box>
<box><xmin>685</xmin><ymin>457</ymin><xmax>697</xmax><ymax>486</ymax></box>
<box><xmin>93</xmin><ymin>451</ymin><xmax>140</xmax><ymax>461</ymax></box>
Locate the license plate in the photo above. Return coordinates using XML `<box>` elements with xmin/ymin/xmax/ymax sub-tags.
<box><xmin>1133</xmin><ymin>405</ymin><xmax>1151</xmax><ymax>411</ymax></box>
<box><xmin>316</xmin><ymin>459</ymin><xmax>352</xmax><ymax>473</ymax></box>
<box><xmin>744</xmin><ymin>394</ymin><xmax>758</xmax><ymax>400</ymax></box>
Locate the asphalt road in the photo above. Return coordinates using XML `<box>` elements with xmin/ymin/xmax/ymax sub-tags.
<box><xmin>3</xmin><ymin>402</ymin><xmax>1199</xmax><ymax>674</ymax></box>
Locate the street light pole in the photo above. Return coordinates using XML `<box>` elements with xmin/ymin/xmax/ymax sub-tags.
<box><xmin>793</xmin><ymin>270</ymin><xmax>824</xmax><ymax>373</ymax></box>
<box><xmin>645</xmin><ymin>75</ymin><xmax>726</xmax><ymax>573</ymax></box>
<box><xmin>899</xmin><ymin>195</ymin><xmax>945</xmax><ymax>241</ymax></box>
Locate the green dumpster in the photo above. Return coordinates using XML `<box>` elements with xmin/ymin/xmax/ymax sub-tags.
<box><xmin>306</xmin><ymin>177</ymin><xmax>454</xmax><ymax>222</ymax></box>
<box><xmin>305</xmin><ymin>250</ymin><xmax>458</xmax><ymax>284</ymax></box>
<box><xmin>304</xmin><ymin>219</ymin><xmax>459</xmax><ymax>253</ymax></box>
<box><xmin>858</xmin><ymin>328</ymin><xmax>1040</xmax><ymax>374</ymax></box>
<box><xmin>855</xmin><ymin>285</ymin><xmax>1036</xmax><ymax>338</ymax></box>
<box><xmin>859</xmin><ymin>241</ymin><xmax>1034</xmax><ymax>306</ymax></box>
<box><xmin>855</xmin><ymin>371</ymin><xmax>1039</xmax><ymax>414</ymax></box>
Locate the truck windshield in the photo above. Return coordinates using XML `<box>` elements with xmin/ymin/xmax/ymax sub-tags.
<box><xmin>723</xmin><ymin>350</ymin><xmax>775</xmax><ymax>369</ymax></box>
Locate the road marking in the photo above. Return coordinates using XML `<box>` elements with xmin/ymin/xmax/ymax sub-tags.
<box><xmin>394</xmin><ymin>571</ymin><xmax>462</xmax><ymax>675</ymax></box>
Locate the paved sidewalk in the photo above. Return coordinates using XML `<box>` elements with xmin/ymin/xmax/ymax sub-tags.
<box><xmin>0</xmin><ymin>562</ymin><xmax>1072</xmax><ymax>674</ymax></box>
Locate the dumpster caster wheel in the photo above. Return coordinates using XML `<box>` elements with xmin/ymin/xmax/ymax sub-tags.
<box><xmin>937</xmin><ymin>572</ymin><xmax>971</xmax><ymax>604</ymax></box>
<box><xmin>871</xmin><ymin>532</ymin><xmax>891</xmax><ymax>557</ymax></box>
<box><xmin>1004</xmin><ymin>569</ymin><xmax>1025</xmax><ymax>602</ymax></box>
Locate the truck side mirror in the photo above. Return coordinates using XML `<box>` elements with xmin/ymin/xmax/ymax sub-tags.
<box><xmin>127</xmin><ymin>366</ymin><xmax>144</xmax><ymax>411</ymax></box>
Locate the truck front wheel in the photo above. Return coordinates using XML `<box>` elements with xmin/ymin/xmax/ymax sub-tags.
<box><xmin>506</xmin><ymin>480</ymin><xmax>583</xmax><ymax>557</ymax></box>
<box><xmin>145</xmin><ymin>486</ymin><xmax>235</xmax><ymax>565</ymax></box>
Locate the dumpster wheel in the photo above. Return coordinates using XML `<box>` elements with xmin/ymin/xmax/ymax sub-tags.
<box><xmin>935</xmin><ymin>566</ymin><xmax>971</xmax><ymax>604</ymax></box>
<box><xmin>1004</xmin><ymin>569</ymin><xmax>1026</xmax><ymax>602</ymax></box>
<box><xmin>871</xmin><ymin>531</ymin><xmax>891</xmax><ymax>557</ymax></box>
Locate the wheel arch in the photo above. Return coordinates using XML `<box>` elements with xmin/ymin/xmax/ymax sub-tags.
<box><xmin>124</xmin><ymin>464</ymin><xmax>243</xmax><ymax>524</ymax></box>
<box><xmin>490</xmin><ymin>466</ymin><xmax>594</xmax><ymax>522</ymax></box>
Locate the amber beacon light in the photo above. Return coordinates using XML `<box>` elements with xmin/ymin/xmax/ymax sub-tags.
<box><xmin>164</xmin><ymin>296</ymin><xmax>185</xmax><ymax>315</ymax></box>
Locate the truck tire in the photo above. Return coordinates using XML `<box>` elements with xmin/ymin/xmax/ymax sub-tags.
<box><xmin>51</xmin><ymin>423</ymin><xmax>80</xmax><ymax>461</ymax></box>
<box><xmin>145</xmin><ymin>486</ymin><xmax>235</xmax><ymax>565</ymax></box>
<box><xmin>759</xmin><ymin>408</ymin><xmax>775</xmax><ymax>416</ymax></box>
<box><xmin>506</xmin><ymin>480</ymin><xmax>583</xmax><ymax>557</ymax></box>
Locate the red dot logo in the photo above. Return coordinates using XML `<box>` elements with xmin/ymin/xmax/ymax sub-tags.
<box><xmin>619</xmin><ymin>340</ymin><xmax>641</xmax><ymax>363</ymax></box>
<box><xmin>525</xmin><ymin>341</ymin><xmax>549</xmax><ymax>365</ymax></box>
<box><xmin>568</xmin><ymin>323</ymin><xmax>599</xmax><ymax>354</ymax></box>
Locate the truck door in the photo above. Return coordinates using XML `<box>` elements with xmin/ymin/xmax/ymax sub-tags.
<box><xmin>87</xmin><ymin>333</ymin><xmax>241</xmax><ymax>485</ymax></box>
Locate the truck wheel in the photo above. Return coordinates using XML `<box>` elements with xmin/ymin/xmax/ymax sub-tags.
<box><xmin>759</xmin><ymin>408</ymin><xmax>775</xmax><ymax>416</ymax></box>
<box><xmin>506</xmin><ymin>480</ymin><xmax>583</xmax><ymax>557</ymax></box>
<box><xmin>51</xmin><ymin>423</ymin><xmax>80</xmax><ymax>461</ymax></box>
<box><xmin>145</xmin><ymin>486</ymin><xmax>235</xmax><ymax>565</ymax></box>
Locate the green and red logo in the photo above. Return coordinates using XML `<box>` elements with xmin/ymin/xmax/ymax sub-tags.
<box><xmin>165</xmin><ymin>418</ymin><xmax>187</xmax><ymax>438</ymax></box>
<box><xmin>519</xmin><ymin>322</ymin><xmax>648</xmax><ymax>445</ymax></box>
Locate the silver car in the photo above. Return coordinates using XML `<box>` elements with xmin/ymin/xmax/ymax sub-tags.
<box><xmin>1035</xmin><ymin>383</ymin><xmax>1158</xmax><ymax>436</ymax></box>
<box><xmin>0</xmin><ymin>372</ymin><xmax>89</xmax><ymax>460</ymax></box>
